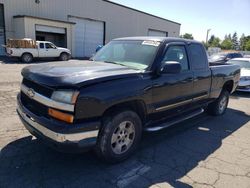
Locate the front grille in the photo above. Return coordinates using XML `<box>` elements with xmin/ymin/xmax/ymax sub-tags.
<box><xmin>22</xmin><ymin>78</ymin><xmax>53</xmax><ymax>98</ymax></box>
<box><xmin>21</xmin><ymin>92</ymin><xmax>49</xmax><ymax>118</ymax></box>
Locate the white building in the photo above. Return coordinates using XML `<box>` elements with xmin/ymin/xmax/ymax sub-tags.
<box><xmin>0</xmin><ymin>0</ymin><xmax>181</xmax><ymax>57</ymax></box>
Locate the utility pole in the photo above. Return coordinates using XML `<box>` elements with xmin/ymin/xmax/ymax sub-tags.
<box><xmin>206</xmin><ymin>29</ymin><xmax>211</xmax><ymax>47</ymax></box>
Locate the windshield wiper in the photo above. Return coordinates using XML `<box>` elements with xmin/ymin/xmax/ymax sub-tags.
<box><xmin>104</xmin><ymin>61</ymin><xmax>127</xmax><ymax>67</ymax></box>
<box><xmin>103</xmin><ymin>61</ymin><xmax>142</xmax><ymax>70</ymax></box>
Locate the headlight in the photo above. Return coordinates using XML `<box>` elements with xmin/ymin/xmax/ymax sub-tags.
<box><xmin>51</xmin><ymin>90</ymin><xmax>79</xmax><ymax>104</ymax></box>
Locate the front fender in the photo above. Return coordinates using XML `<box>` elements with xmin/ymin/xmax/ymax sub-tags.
<box><xmin>74</xmin><ymin>75</ymin><xmax>152</xmax><ymax>120</ymax></box>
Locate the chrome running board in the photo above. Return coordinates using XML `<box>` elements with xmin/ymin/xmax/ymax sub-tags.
<box><xmin>145</xmin><ymin>108</ymin><xmax>204</xmax><ymax>132</ymax></box>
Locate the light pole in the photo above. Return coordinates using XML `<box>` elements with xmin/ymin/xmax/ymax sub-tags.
<box><xmin>206</xmin><ymin>29</ymin><xmax>211</xmax><ymax>47</ymax></box>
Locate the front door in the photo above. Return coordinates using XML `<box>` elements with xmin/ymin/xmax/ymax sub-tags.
<box><xmin>151</xmin><ymin>43</ymin><xmax>194</xmax><ymax>119</ymax></box>
<box><xmin>45</xmin><ymin>42</ymin><xmax>59</xmax><ymax>57</ymax></box>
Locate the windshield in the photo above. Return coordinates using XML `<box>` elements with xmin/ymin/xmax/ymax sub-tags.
<box><xmin>210</xmin><ymin>54</ymin><xmax>226</xmax><ymax>61</ymax></box>
<box><xmin>228</xmin><ymin>60</ymin><xmax>250</xmax><ymax>69</ymax></box>
<box><xmin>92</xmin><ymin>40</ymin><xmax>160</xmax><ymax>70</ymax></box>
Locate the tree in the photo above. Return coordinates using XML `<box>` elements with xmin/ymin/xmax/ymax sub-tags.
<box><xmin>202</xmin><ymin>41</ymin><xmax>208</xmax><ymax>49</ymax></box>
<box><xmin>208</xmin><ymin>35</ymin><xmax>220</xmax><ymax>47</ymax></box>
<box><xmin>208</xmin><ymin>35</ymin><xmax>215</xmax><ymax>46</ymax></box>
<box><xmin>245</xmin><ymin>40</ymin><xmax>250</xmax><ymax>51</ymax></box>
<box><xmin>239</xmin><ymin>35</ymin><xmax>250</xmax><ymax>51</ymax></box>
<box><xmin>180</xmin><ymin>33</ymin><xmax>194</xmax><ymax>40</ymax></box>
<box><xmin>221</xmin><ymin>39</ymin><xmax>233</xmax><ymax>50</ymax></box>
<box><xmin>240</xmin><ymin>33</ymin><xmax>245</xmax><ymax>50</ymax></box>
<box><xmin>232</xmin><ymin>32</ymin><xmax>239</xmax><ymax>50</ymax></box>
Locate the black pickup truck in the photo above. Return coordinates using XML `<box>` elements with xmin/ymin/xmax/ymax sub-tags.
<box><xmin>17</xmin><ymin>37</ymin><xmax>240</xmax><ymax>162</ymax></box>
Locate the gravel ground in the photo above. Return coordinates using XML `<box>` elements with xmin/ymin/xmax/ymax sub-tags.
<box><xmin>0</xmin><ymin>58</ymin><xmax>250</xmax><ymax>188</ymax></box>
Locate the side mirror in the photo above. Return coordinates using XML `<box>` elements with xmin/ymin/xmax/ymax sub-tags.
<box><xmin>96</xmin><ymin>45</ymin><xmax>103</xmax><ymax>52</ymax></box>
<box><xmin>159</xmin><ymin>61</ymin><xmax>182</xmax><ymax>74</ymax></box>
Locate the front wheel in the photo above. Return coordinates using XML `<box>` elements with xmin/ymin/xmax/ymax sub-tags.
<box><xmin>95</xmin><ymin>111</ymin><xmax>142</xmax><ymax>163</ymax></box>
<box><xmin>59</xmin><ymin>53</ymin><xmax>69</xmax><ymax>61</ymax></box>
<box><xmin>207</xmin><ymin>90</ymin><xmax>229</xmax><ymax>116</ymax></box>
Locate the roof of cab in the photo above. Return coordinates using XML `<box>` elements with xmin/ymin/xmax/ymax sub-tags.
<box><xmin>113</xmin><ymin>36</ymin><xmax>200</xmax><ymax>44</ymax></box>
<box><xmin>36</xmin><ymin>41</ymin><xmax>52</xmax><ymax>43</ymax></box>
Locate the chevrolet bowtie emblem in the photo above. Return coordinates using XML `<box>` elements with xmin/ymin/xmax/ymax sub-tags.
<box><xmin>27</xmin><ymin>88</ymin><xmax>35</xmax><ymax>98</ymax></box>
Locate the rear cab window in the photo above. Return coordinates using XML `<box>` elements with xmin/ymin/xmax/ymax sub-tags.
<box><xmin>39</xmin><ymin>43</ymin><xmax>44</xmax><ymax>49</ymax></box>
<box><xmin>188</xmin><ymin>43</ymin><xmax>208</xmax><ymax>70</ymax></box>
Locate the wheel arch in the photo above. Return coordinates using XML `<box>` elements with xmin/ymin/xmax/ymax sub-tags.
<box><xmin>21</xmin><ymin>52</ymin><xmax>33</xmax><ymax>58</ymax></box>
<box><xmin>222</xmin><ymin>80</ymin><xmax>234</xmax><ymax>94</ymax></box>
<box><xmin>60</xmin><ymin>51</ymin><xmax>70</xmax><ymax>56</ymax></box>
<box><xmin>102</xmin><ymin>100</ymin><xmax>147</xmax><ymax>126</ymax></box>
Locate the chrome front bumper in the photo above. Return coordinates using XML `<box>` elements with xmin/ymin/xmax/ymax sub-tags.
<box><xmin>17</xmin><ymin>99</ymin><xmax>99</xmax><ymax>148</ymax></box>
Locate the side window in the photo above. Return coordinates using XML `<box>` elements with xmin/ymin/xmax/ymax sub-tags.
<box><xmin>188</xmin><ymin>44</ymin><xmax>207</xmax><ymax>70</ymax></box>
<box><xmin>234</xmin><ymin>53</ymin><xmax>242</xmax><ymax>58</ymax></box>
<box><xmin>39</xmin><ymin>43</ymin><xmax>44</xmax><ymax>49</ymax></box>
<box><xmin>45</xmin><ymin>43</ymin><xmax>53</xmax><ymax>49</ymax></box>
<box><xmin>163</xmin><ymin>45</ymin><xmax>189</xmax><ymax>71</ymax></box>
<box><xmin>227</xmin><ymin>54</ymin><xmax>233</xmax><ymax>59</ymax></box>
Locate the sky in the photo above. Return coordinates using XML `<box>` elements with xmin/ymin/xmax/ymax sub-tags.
<box><xmin>111</xmin><ymin>0</ymin><xmax>250</xmax><ymax>42</ymax></box>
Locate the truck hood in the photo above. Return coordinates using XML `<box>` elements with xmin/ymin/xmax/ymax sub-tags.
<box><xmin>21</xmin><ymin>60</ymin><xmax>141</xmax><ymax>88</ymax></box>
<box><xmin>57</xmin><ymin>47</ymin><xmax>71</xmax><ymax>53</ymax></box>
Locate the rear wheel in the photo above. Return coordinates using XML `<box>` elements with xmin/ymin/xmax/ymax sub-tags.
<box><xmin>95</xmin><ymin>110</ymin><xmax>142</xmax><ymax>163</ymax></box>
<box><xmin>207</xmin><ymin>90</ymin><xmax>229</xmax><ymax>116</ymax></box>
<box><xmin>21</xmin><ymin>53</ymin><xmax>33</xmax><ymax>63</ymax></box>
<box><xmin>59</xmin><ymin>53</ymin><xmax>69</xmax><ymax>61</ymax></box>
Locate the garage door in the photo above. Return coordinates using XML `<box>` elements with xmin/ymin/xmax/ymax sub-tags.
<box><xmin>35</xmin><ymin>25</ymin><xmax>67</xmax><ymax>47</ymax></box>
<box><xmin>36</xmin><ymin>25</ymin><xmax>66</xmax><ymax>34</ymax></box>
<box><xmin>0</xmin><ymin>4</ymin><xmax>5</xmax><ymax>56</ymax></box>
<box><xmin>148</xmin><ymin>29</ymin><xmax>168</xmax><ymax>37</ymax></box>
<box><xmin>0</xmin><ymin>29</ymin><xmax>5</xmax><ymax>55</ymax></box>
<box><xmin>70</xmin><ymin>17</ymin><xmax>104</xmax><ymax>58</ymax></box>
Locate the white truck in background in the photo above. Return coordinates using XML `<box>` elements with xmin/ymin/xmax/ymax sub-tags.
<box><xmin>5</xmin><ymin>39</ymin><xmax>71</xmax><ymax>63</ymax></box>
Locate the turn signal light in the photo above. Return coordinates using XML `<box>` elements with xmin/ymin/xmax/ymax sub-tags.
<box><xmin>48</xmin><ymin>108</ymin><xmax>74</xmax><ymax>123</ymax></box>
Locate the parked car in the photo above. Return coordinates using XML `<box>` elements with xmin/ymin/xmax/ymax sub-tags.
<box><xmin>228</xmin><ymin>58</ymin><xmax>250</xmax><ymax>92</ymax></box>
<box><xmin>209</xmin><ymin>52</ymin><xmax>243</xmax><ymax>64</ymax></box>
<box><xmin>6</xmin><ymin>39</ymin><xmax>71</xmax><ymax>63</ymax></box>
<box><xmin>17</xmin><ymin>37</ymin><xmax>240</xmax><ymax>162</ymax></box>
<box><xmin>243</xmin><ymin>54</ymin><xmax>250</xmax><ymax>58</ymax></box>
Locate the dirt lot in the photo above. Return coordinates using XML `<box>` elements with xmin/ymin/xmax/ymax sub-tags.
<box><xmin>0</xmin><ymin>59</ymin><xmax>250</xmax><ymax>188</ymax></box>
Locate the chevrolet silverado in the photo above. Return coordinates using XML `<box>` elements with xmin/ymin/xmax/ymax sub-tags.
<box><xmin>17</xmin><ymin>37</ymin><xmax>240</xmax><ymax>162</ymax></box>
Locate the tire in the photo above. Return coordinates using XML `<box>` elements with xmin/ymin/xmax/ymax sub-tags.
<box><xmin>59</xmin><ymin>53</ymin><xmax>69</xmax><ymax>61</ymax></box>
<box><xmin>21</xmin><ymin>53</ymin><xmax>33</xmax><ymax>63</ymax></box>
<box><xmin>95</xmin><ymin>110</ymin><xmax>142</xmax><ymax>163</ymax></box>
<box><xmin>207</xmin><ymin>90</ymin><xmax>229</xmax><ymax>116</ymax></box>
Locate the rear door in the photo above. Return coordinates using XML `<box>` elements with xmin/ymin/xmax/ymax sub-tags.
<box><xmin>151</xmin><ymin>42</ymin><xmax>194</xmax><ymax>118</ymax></box>
<box><xmin>38</xmin><ymin>42</ymin><xmax>47</xmax><ymax>57</ymax></box>
<box><xmin>187</xmin><ymin>43</ymin><xmax>211</xmax><ymax>105</ymax></box>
